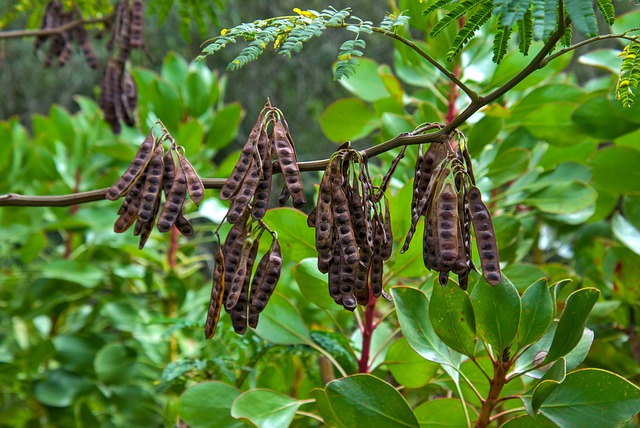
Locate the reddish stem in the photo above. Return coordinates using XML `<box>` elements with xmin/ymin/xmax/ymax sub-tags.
<box><xmin>358</xmin><ymin>284</ymin><xmax>378</xmax><ymax>373</ymax></box>
<box><xmin>168</xmin><ymin>225</ymin><xmax>179</xmax><ymax>268</ymax></box>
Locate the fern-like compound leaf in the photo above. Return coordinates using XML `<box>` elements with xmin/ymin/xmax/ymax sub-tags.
<box><xmin>423</xmin><ymin>0</ymin><xmax>458</xmax><ymax>16</ymax></box>
<box><xmin>516</xmin><ymin>9</ymin><xmax>533</xmax><ymax>55</ymax></box>
<box><xmin>334</xmin><ymin>38</ymin><xmax>366</xmax><ymax>80</ymax></box>
<box><xmin>446</xmin><ymin>1</ymin><xmax>494</xmax><ymax>61</ymax></box>
<box><xmin>616</xmin><ymin>42</ymin><xmax>640</xmax><ymax>108</ymax></box>
<box><xmin>531</xmin><ymin>0</ymin><xmax>545</xmax><ymax>40</ymax></box>
<box><xmin>542</xmin><ymin>0</ymin><xmax>560</xmax><ymax>40</ymax></box>
<box><xmin>499</xmin><ymin>0</ymin><xmax>533</xmax><ymax>28</ymax></box>
<box><xmin>379</xmin><ymin>12</ymin><xmax>410</xmax><ymax>32</ymax></box>
<box><xmin>565</xmin><ymin>0</ymin><xmax>598</xmax><ymax>37</ymax></box>
<box><xmin>596</xmin><ymin>0</ymin><xmax>615</xmax><ymax>26</ymax></box>
<box><xmin>429</xmin><ymin>1</ymin><xmax>477</xmax><ymax>38</ymax></box>
<box><xmin>492</xmin><ymin>25</ymin><xmax>513</xmax><ymax>63</ymax></box>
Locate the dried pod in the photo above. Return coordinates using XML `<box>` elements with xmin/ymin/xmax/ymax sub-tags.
<box><xmin>327</xmin><ymin>245</ymin><xmax>343</xmax><ymax>304</ymax></box>
<box><xmin>114</xmin><ymin>171</ymin><xmax>145</xmax><ymax>233</ymax></box>
<box><xmin>137</xmin><ymin>189</ymin><xmax>161</xmax><ymax>249</ymax></box>
<box><xmin>120</xmin><ymin>69</ymin><xmax>137</xmax><ymax>127</ymax></box>
<box><xmin>157</xmin><ymin>156</ymin><xmax>186</xmax><ymax>232</ymax></box>
<box><xmin>129</xmin><ymin>0</ymin><xmax>144</xmax><ymax>48</ymax></box>
<box><xmin>307</xmin><ymin>206</ymin><xmax>317</xmax><ymax>228</ymax></box>
<box><xmin>205</xmin><ymin>246</ymin><xmax>225</xmax><ymax>339</ymax></box>
<box><xmin>222</xmin><ymin>227</ymin><xmax>248</xmax><ymax>306</ymax></box>
<box><xmin>315</xmin><ymin>162</ymin><xmax>335</xmax><ymax>254</ymax></box>
<box><xmin>228</xmin><ymin>238</ymin><xmax>260</xmax><ymax>335</ymax></box>
<box><xmin>248</xmin><ymin>239</ymin><xmax>282</xmax><ymax>328</ymax></box>
<box><xmin>106</xmin><ymin>130</ymin><xmax>155</xmax><ymax>200</ymax></box>
<box><xmin>226</xmin><ymin>239</ymin><xmax>255</xmax><ymax>310</ymax></box>
<box><xmin>468</xmin><ymin>186</ymin><xmax>502</xmax><ymax>286</ymax></box>
<box><xmin>435</xmin><ymin>181</ymin><xmax>459</xmax><ymax>272</ymax></box>
<box><xmin>227</xmin><ymin>160</ymin><xmax>260</xmax><ymax>224</ymax></box>
<box><xmin>175</xmin><ymin>214</ymin><xmax>194</xmax><ymax>237</ymax></box>
<box><xmin>317</xmin><ymin>249</ymin><xmax>332</xmax><ymax>274</ymax></box>
<box><xmin>277</xmin><ymin>184</ymin><xmax>290</xmax><ymax>207</ymax></box>
<box><xmin>273</xmin><ymin>121</ymin><xmax>305</xmax><ymax>208</ymax></box>
<box><xmin>74</xmin><ymin>20</ymin><xmax>98</xmax><ymax>69</ymax></box>
<box><xmin>137</xmin><ymin>143</ymin><xmax>165</xmax><ymax>224</ymax></box>
<box><xmin>251</xmin><ymin>131</ymin><xmax>273</xmax><ymax>220</ymax></box>
<box><xmin>179</xmin><ymin>156</ymin><xmax>205</xmax><ymax>206</ymax></box>
<box><xmin>371</xmin><ymin>253</ymin><xmax>384</xmax><ymax>298</ymax></box>
<box><xmin>331</xmin><ymin>185</ymin><xmax>359</xmax><ymax>267</ymax></box>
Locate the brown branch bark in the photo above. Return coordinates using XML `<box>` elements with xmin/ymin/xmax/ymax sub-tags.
<box><xmin>0</xmin><ymin>15</ymin><xmax>112</xmax><ymax>40</ymax></box>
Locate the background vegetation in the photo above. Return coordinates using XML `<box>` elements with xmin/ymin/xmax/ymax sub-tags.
<box><xmin>1</xmin><ymin>0</ymin><xmax>640</xmax><ymax>427</ymax></box>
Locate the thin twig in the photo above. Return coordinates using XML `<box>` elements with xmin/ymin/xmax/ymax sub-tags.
<box><xmin>0</xmin><ymin>15</ymin><xmax>113</xmax><ymax>40</ymax></box>
<box><xmin>541</xmin><ymin>33</ymin><xmax>640</xmax><ymax>67</ymax></box>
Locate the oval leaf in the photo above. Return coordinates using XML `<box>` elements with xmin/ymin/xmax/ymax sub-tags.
<box><xmin>518</xmin><ymin>278</ymin><xmax>554</xmax><ymax>349</ymax></box>
<box><xmin>429</xmin><ymin>281</ymin><xmax>476</xmax><ymax>357</ymax></box>
<box><xmin>385</xmin><ymin>338</ymin><xmax>439</xmax><ymax>389</ymax></box>
<box><xmin>543</xmin><ymin>288</ymin><xmax>599</xmax><ymax>364</ymax></box>
<box><xmin>540</xmin><ymin>369</ymin><xmax>640</xmax><ymax>428</ymax></box>
<box><xmin>254</xmin><ymin>293</ymin><xmax>311</xmax><ymax>345</ymax></box>
<box><xmin>320</xmin><ymin>98</ymin><xmax>379</xmax><ymax>142</ymax></box>
<box><xmin>471</xmin><ymin>274</ymin><xmax>521</xmax><ymax>354</ymax></box>
<box><xmin>231</xmin><ymin>389</ymin><xmax>304</xmax><ymax>428</ymax></box>
<box><xmin>293</xmin><ymin>258</ymin><xmax>341</xmax><ymax>311</ymax></box>
<box><xmin>413</xmin><ymin>398</ymin><xmax>477</xmax><ymax>428</ymax></box>
<box><xmin>178</xmin><ymin>382</ymin><xmax>243</xmax><ymax>428</ymax></box>
<box><xmin>324</xmin><ymin>374</ymin><xmax>420</xmax><ymax>428</ymax></box>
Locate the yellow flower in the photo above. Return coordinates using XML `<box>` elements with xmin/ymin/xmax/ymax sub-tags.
<box><xmin>293</xmin><ymin>7</ymin><xmax>317</xmax><ymax>19</ymax></box>
<box><xmin>221</xmin><ymin>28</ymin><xmax>228</xmax><ymax>35</ymax></box>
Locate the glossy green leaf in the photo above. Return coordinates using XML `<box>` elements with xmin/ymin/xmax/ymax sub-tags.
<box><xmin>293</xmin><ymin>258</ymin><xmax>342</xmax><ymax>311</ymax></box>
<box><xmin>323</xmin><ymin>374</ymin><xmax>420</xmax><ymax>428</ymax></box>
<box><xmin>151</xmin><ymin>78</ymin><xmax>183</xmax><ymax>131</ymax></box>
<box><xmin>413</xmin><ymin>398</ymin><xmax>476</xmax><ymax>428</ymax></box>
<box><xmin>520</xmin><ymin>102</ymin><xmax>586</xmax><ymax>146</ymax></box>
<box><xmin>540</xmin><ymin>369</ymin><xmax>640</xmax><ymax>427</ymax></box>
<box><xmin>231</xmin><ymin>389</ymin><xmax>304</xmax><ymax>428</ymax></box>
<box><xmin>391</xmin><ymin>286</ymin><xmax>462</xmax><ymax>367</ymax></box>
<box><xmin>52</xmin><ymin>335</ymin><xmax>103</xmax><ymax>372</ymax></box>
<box><xmin>529</xmin><ymin>358</ymin><xmax>567</xmax><ymax>415</ymax></box>
<box><xmin>471</xmin><ymin>275</ymin><xmax>520</xmax><ymax>354</ymax></box>
<box><xmin>518</xmin><ymin>279</ymin><xmax>554</xmax><ymax>349</ymax></box>
<box><xmin>429</xmin><ymin>281</ymin><xmax>476</xmax><ymax>357</ymax></box>
<box><xmin>184</xmin><ymin>71</ymin><xmax>210</xmax><ymax>117</ymax></box>
<box><xmin>311</xmin><ymin>330</ymin><xmax>358</xmax><ymax>375</ymax></box>
<box><xmin>94</xmin><ymin>343</ymin><xmax>137</xmax><ymax>384</ymax></box>
<box><xmin>310</xmin><ymin>388</ymin><xmax>345</xmax><ymax>428</ymax></box>
<box><xmin>466</xmin><ymin>114</ymin><xmax>503</xmax><ymax>156</ymax></box>
<box><xmin>262</xmin><ymin>208</ymin><xmax>316</xmax><ymax>263</ymax></box>
<box><xmin>178</xmin><ymin>382</ymin><xmax>243</xmax><ymax>428</ymax></box>
<box><xmin>524</xmin><ymin>181</ymin><xmax>597</xmax><ymax>214</ymax></box>
<box><xmin>161</xmin><ymin>51</ymin><xmax>189</xmax><ymax>87</ymax></box>
<box><xmin>207</xmin><ymin>102</ymin><xmax>244</xmax><ymax>149</ymax></box>
<box><xmin>320</xmin><ymin>98</ymin><xmax>379</xmax><ymax>142</ymax></box>
<box><xmin>338</xmin><ymin>58</ymin><xmax>390</xmax><ymax>102</ymax></box>
<box><xmin>40</xmin><ymin>259</ymin><xmax>104</xmax><ymax>287</ymax></box>
<box><xmin>612</xmin><ymin>213</ymin><xmax>640</xmax><ymax>256</ymax></box>
<box><xmin>544</xmin><ymin>288</ymin><xmax>599</xmax><ymax>364</ymax></box>
<box><xmin>486</xmin><ymin>148</ymin><xmax>530</xmax><ymax>188</ymax></box>
<box><xmin>591</xmin><ymin>146</ymin><xmax>640</xmax><ymax>195</ymax></box>
<box><xmin>385</xmin><ymin>338</ymin><xmax>439</xmax><ymax>389</ymax></box>
<box><xmin>254</xmin><ymin>293</ymin><xmax>311</xmax><ymax>345</ymax></box>
<box><xmin>501</xmin><ymin>414</ymin><xmax>558</xmax><ymax>427</ymax></box>
<box><xmin>177</xmin><ymin>119</ymin><xmax>205</xmax><ymax>157</ymax></box>
<box><xmin>572</xmin><ymin>95</ymin><xmax>640</xmax><ymax>139</ymax></box>
<box><xmin>502</xmin><ymin>264</ymin><xmax>547</xmax><ymax>293</ymax></box>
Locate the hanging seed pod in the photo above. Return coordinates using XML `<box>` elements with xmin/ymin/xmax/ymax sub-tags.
<box><xmin>307</xmin><ymin>206</ymin><xmax>317</xmax><ymax>228</ymax></box>
<box><xmin>251</xmin><ymin>130</ymin><xmax>273</xmax><ymax>220</ymax></box>
<box><xmin>74</xmin><ymin>20</ymin><xmax>98</xmax><ymax>69</ymax></box>
<box><xmin>34</xmin><ymin>0</ymin><xmax>61</xmax><ymax>52</ymax></box>
<box><xmin>277</xmin><ymin>185</ymin><xmax>290</xmax><ymax>207</ymax></box>
<box><xmin>273</xmin><ymin>121</ymin><xmax>305</xmax><ymax>208</ymax></box>
<box><xmin>161</xmin><ymin>148</ymin><xmax>176</xmax><ymax>195</ymax></box>
<box><xmin>228</xmin><ymin>238</ymin><xmax>260</xmax><ymax>335</ymax></box>
<box><xmin>137</xmin><ymin>192</ymin><xmax>161</xmax><ymax>249</ymax></box>
<box><xmin>380</xmin><ymin>204</ymin><xmax>393</xmax><ymax>261</ymax></box>
<box><xmin>205</xmin><ymin>245</ymin><xmax>225</xmax><ymax>339</ymax></box>
<box><xmin>354</xmin><ymin>249</ymin><xmax>371</xmax><ymax>305</ymax></box>
<box><xmin>226</xmin><ymin>239</ymin><xmax>255</xmax><ymax>310</ymax></box>
<box><xmin>248</xmin><ymin>239</ymin><xmax>282</xmax><ymax>328</ymax></box>
<box><xmin>222</xmin><ymin>227</ymin><xmax>248</xmax><ymax>306</ymax></box>
<box><xmin>332</xmin><ymin>185</ymin><xmax>359</xmax><ymax>267</ymax></box>
<box><xmin>327</xmin><ymin>245</ymin><xmax>343</xmax><ymax>304</ymax></box>
<box><xmin>157</xmin><ymin>156</ymin><xmax>186</xmax><ymax>232</ymax></box>
<box><xmin>338</xmin><ymin>255</ymin><xmax>357</xmax><ymax>311</ymax></box>
<box><xmin>435</xmin><ymin>181</ymin><xmax>459</xmax><ymax>271</ymax></box>
<box><xmin>227</xmin><ymin>161</ymin><xmax>260</xmax><ymax>224</ymax></box>
<box><xmin>175</xmin><ymin>214</ymin><xmax>194</xmax><ymax>237</ymax></box>
<box><xmin>315</xmin><ymin>161</ymin><xmax>335</xmax><ymax>254</ymax></box>
<box><xmin>106</xmin><ymin>130</ymin><xmax>156</xmax><ymax>200</ymax></box>
<box><xmin>349</xmin><ymin>187</ymin><xmax>368</xmax><ymax>247</ymax></box>
<box><xmin>137</xmin><ymin>143</ymin><xmax>165</xmax><ymax>224</ymax></box>
<box><xmin>179</xmin><ymin>156</ymin><xmax>205</xmax><ymax>206</ymax></box>
<box><xmin>317</xmin><ymin>248</ymin><xmax>332</xmax><ymax>274</ymax></box>
<box><xmin>468</xmin><ymin>186</ymin><xmax>502</xmax><ymax>286</ymax></box>
<box><xmin>129</xmin><ymin>0</ymin><xmax>144</xmax><ymax>48</ymax></box>
<box><xmin>423</xmin><ymin>215</ymin><xmax>437</xmax><ymax>271</ymax></box>
<box><xmin>114</xmin><ymin>172</ymin><xmax>145</xmax><ymax>233</ymax></box>
<box><xmin>371</xmin><ymin>252</ymin><xmax>384</xmax><ymax>298</ymax></box>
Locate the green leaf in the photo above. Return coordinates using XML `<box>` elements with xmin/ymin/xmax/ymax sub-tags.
<box><xmin>486</xmin><ymin>148</ymin><xmax>530</xmax><ymax>188</ymax></box>
<box><xmin>591</xmin><ymin>146</ymin><xmax>640</xmax><ymax>195</ymax></box>
<box><xmin>323</xmin><ymin>374</ymin><xmax>420</xmax><ymax>428</ymax></box>
<box><xmin>501</xmin><ymin>414</ymin><xmax>558</xmax><ymax>427</ymax></box>
<box><xmin>413</xmin><ymin>398</ymin><xmax>476</xmax><ymax>428</ymax></box>
<box><xmin>338</xmin><ymin>58</ymin><xmax>390</xmax><ymax>102</ymax></box>
<box><xmin>320</xmin><ymin>98</ymin><xmax>379</xmax><ymax>142</ymax></box>
<box><xmin>161</xmin><ymin>51</ymin><xmax>190</xmax><ymax>87</ymax></box>
<box><xmin>207</xmin><ymin>102</ymin><xmax>244</xmax><ymax>150</ymax></box>
<box><xmin>293</xmin><ymin>258</ymin><xmax>342</xmax><ymax>311</ymax></box>
<box><xmin>33</xmin><ymin>369</ymin><xmax>92</xmax><ymax>407</ymax></box>
<box><xmin>177</xmin><ymin>119</ymin><xmax>205</xmax><ymax>157</ymax></box>
<box><xmin>429</xmin><ymin>280</ymin><xmax>476</xmax><ymax>357</ymax></box>
<box><xmin>40</xmin><ymin>259</ymin><xmax>104</xmax><ymax>288</ymax></box>
<box><xmin>391</xmin><ymin>286</ymin><xmax>462</xmax><ymax>367</ymax></box>
<box><xmin>612</xmin><ymin>213</ymin><xmax>640</xmax><ymax>256</ymax></box>
<box><xmin>184</xmin><ymin>71</ymin><xmax>211</xmax><ymax>117</ymax></box>
<box><xmin>543</xmin><ymin>288</ymin><xmax>599</xmax><ymax>364</ymax></box>
<box><xmin>471</xmin><ymin>274</ymin><xmax>521</xmax><ymax>354</ymax></box>
<box><xmin>530</xmin><ymin>358</ymin><xmax>567</xmax><ymax>415</ymax></box>
<box><xmin>311</xmin><ymin>331</ymin><xmax>358</xmax><ymax>375</ymax></box>
<box><xmin>310</xmin><ymin>388</ymin><xmax>345</xmax><ymax>428</ymax></box>
<box><xmin>518</xmin><ymin>102</ymin><xmax>586</xmax><ymax>146</ymax></box>
<box><xmin>540</xmin><ymin>369</ymin><xmax>640</xmax><ymax>427</ymax></box>
<box><xmin>565</xmin><ymin>0</ymin><xmax>599</xmax><ymax>37</ymax></box>
<box><xmin>52</xmin><ymin>335</ymin><xmax>104</xmax><ymax>372</ymax></box>
<box><xmin>231</xmin><ymin>389</ymin><xmax>304</xmax><ymax>428</ymax></box>
<box><xmin>523</xmin><ymin>181</ymin><xmax>597</xmax><ymax>214</ymax></box>
<box><xmin>178</xmin><ymin>382</ymin><xmax>243</xmax><ymax>428</ymax></box>
<box><xmin>518</xmin><ymin>279</ymin><xmax>554</xmax><ymax>349</ymax></box>
<box><xmin>94</xmin><ymin>343</ymin><xmax>137</xmax><ymax>384</ymax></box>
<box><xmin>261</xmin><ymin>208</ymin><xmax>316</xmax><ymax>263</ymax></box>
<box><xmin>572</xmin><ymin>95</ymin><xmax>640</xmax><ymax>139</ymax></box>
<box><xmin>254</xmin><ymin>293</ymin><xmax>311</xmax><ymax>345</ymax></box>
<box><xmin>385</xmin><ymin>338</ymin><xmax>439</xmax><ymax>389</ymax></box>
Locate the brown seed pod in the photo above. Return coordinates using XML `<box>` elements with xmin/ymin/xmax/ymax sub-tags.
<box><xmin>157</xmin><ymin>155</ymin><xmax>186</xmax><ymax>232</ymax></box>
<box><xmin>354</xmin><ymin>249</ymin><xmax>371</xmax><ymax>305</ymax></box>
<box><xmin>74</xmin><ymin>19</ymin><xmax>98</xmax><ymax>69</ymax></box>
<box><xmin>225</xmin><ymin>239</ymin><xmax>255</xmax><ymax>310</ymax></box>
<box><xmin>129</xmin><ymin>0</ymin><xmax>144</xmax><ymax>48</ymax></box>
<box><xmin>137</xmin><ymin>142</ymin><xmax>165</xmax><ymax>224</ymax></box>
<box><xmin>248</xmin><ymin>239</ymin><xmax>282</xmax><ymax>328</ymax></box>
<box><xmin>371</xmin><ymin>252</ymin><xmax>384</xmax><ymax>298</ymax></box>
<box><xmin>317</xmin><ymin>249</ymin><xmax>332</xmax><ymax>274</ymax></box>
<box><xmin>273</xmin><ymin>121</ymin><xmax>305</xmax><ymax>209</ymax></box>
<box><xmin>435</xmin><ymin>181</ymin><xmax>459</xmax><ymax>272</ymax></box>
<box><xmin>315</xmin><ymin>164</ymin><xmax>334</xmax><ymax>254</ymax></box>
<box><xmin>34</xmin><ymin>0</ymin><xmax>62</xmax><ymax>52</ymax></box>
<box><xmin>120</xmin><ymin>69</ymin><xmax>137</xmax><ymax>127</ymax></box>
<box><xmin>179</xmin><ymin>156</ymin><xmax>205</xmax><ymax>206</ymax></box>
<box><xmin>175</xmin><ymin>214</ymin><xmax>194</xmax><ymax>237</ymax></box>
<box><xmin>331</xmin><ymin>185</ymin><xmax>359</xmax><ymax>267</ymax></box>
<box><xmin>307</xmin><ymin>206</ymin><xmax>317</xmax><ymax>228</ymax></box>
<box><xmin>222</xmin><ymin>227</ymin><xmax>248</xmax><ymax>306</ymax></box>
<box><xmin>327</xmin><ymin>245</ymin><xmax>343</xmax><ymax>304</ymax></box>
<box><xmin>338</xmin><ymin>255</ymin><xmax>357</xmax><ymax>311</ymax></box>
<box><xmin>380</xmin><ymin>204</ymin><xmax>393</xmax><ymax>261</ymax></box>
<box><xmin>228</xmin><ymin>238</ymin><xmax>260</xmax><ymax>335</ymax></box>
<box><xmin>106</xmin><ymin>129</ymin><xmax>156</xmax><ymax>200</ymax></box>
<box><xmin>277</xmin><ymin>184</ymin><xmax>290</xmax><ymax>207</ymax></box>
<box><xmin>114</xmin><ymin>170</ymin><xmax>145</xmax><ymax>233</ymax></box>
<box><xmin>423</xmin><ymin>215</ymin><xmax>437</xmax><ymax>271</ymax></box>
<box><xmin>468</xmin><ymin>186</ymin><xmax>502</xmax><ymax>286</ymax></box>
<box><xmin>205</xmin><ymin>245</ymin><xmax>226</xmax><ymax>339</ymax></box>
<box><xmin>251</xmin><ymin>130</ymin><xmax>273</xmax><ymax>220</ymax></box>
<box><xmin>137</xmin><ymin>188</ymin><xmax>161</xmax><ymax>249</ymax></box>
<box><xmin>227</xmin><ymin>160</ymin><xmax>260</xmax><ymax>224</ymax></box>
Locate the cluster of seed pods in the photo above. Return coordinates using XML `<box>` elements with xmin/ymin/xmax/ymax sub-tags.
<box><xmin>106</xmin><ymin>121</ymin><xmax>203</xmax><ymax>248</ymax></box>
<box><xmin>99</xmin><ymin>0</ymin><xmax>144</xmax><ymax>133</ymax></box>
<box><xmin>220</xmin><ymin>101</ymin><xmax>305</xmax><ymax>223</ymax></box>
<box><xmin>204</xmin><ymin>215</ymin><xmax>282</xmax><ymax>338</ymax></box>
<box><xmin>401</xmin><ymin>135</ymin><xmax>501</xmax><ymax>289</ymax></box>
<box><xmin>34</xmin><ymin>0</ymin><xmax>99</xmax><ymax>69</ymax></box>
<box><xmin>308</xmin><ymin>145</ymin><xmax>399</xmax><ymax>310</ymax></box>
